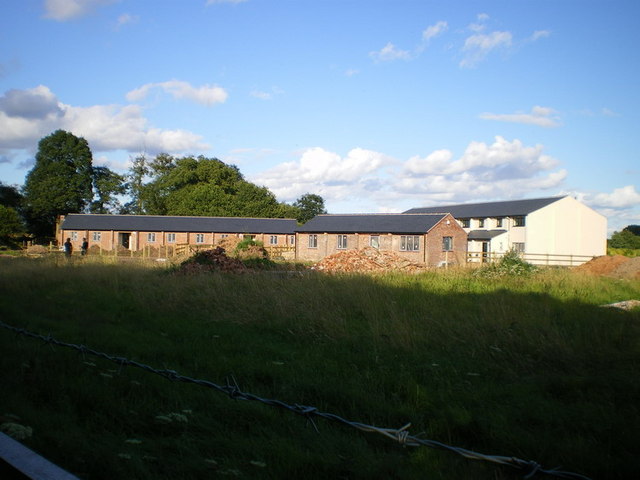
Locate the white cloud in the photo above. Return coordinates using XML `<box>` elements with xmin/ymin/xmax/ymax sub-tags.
<box><xmin>252</xmin><ymin>147</ymin><xmax>395</xmax><ymax>202</ymax></box>
<box><xmin>251</xmin><ymin>138</ymin><xmax>567</xmax><ymax>212</ymax></box>
<box><xmin>116</xmin><ymin>13</ymin><xmax>138</xmax><ymax>29</ymax></box>
<box><xmin>126</xmin><ymin>80</ymin><xmax>228</xmax><ymax>106</ymax></box>
<box><xmin>250</xmin><ymin>86</ymin><xmax>283</xmax><ymax>101</ymax></box>
<box><xmin>422</xmin><ymin>21</ymin><xmax>448</xmax><ymax>42</ymax></box>
<box><xmin>369</xmin><ymin>42</ymin><xmax>412</xmax><ymax>62</ymax></box>
<box><xmin>479</xmin><ymin>105</ymin><xmax>561</xmax><ymax>128</ymax></box>
<box><xmin>0</xmin><ymin>85</ymin><xmax>208</xmax><ymax>157</ymax></box>
<box><xmin>44</xmin><ymin>0</ymin><xmax>118</xmax><ymax>21</ymax></box>
<box><xmin>530</xmin><ymin>30</ymin><xmax>551</xmax><ymax>41</ymax></box>
<box><xmin>589</xmin><ymin>185</ymin><xmax>640</xmax><ymax>209</ymax></box>
<box><xmin>460</xmin><ymin>31</ymin><xmax>512</xmax><ymax>68</ymax></box>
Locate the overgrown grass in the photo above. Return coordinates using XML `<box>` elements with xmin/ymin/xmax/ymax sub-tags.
<box><xmin>0</xmin><ymin>257</ymin><xmax>638</xmax><ymax>479</ymax></box>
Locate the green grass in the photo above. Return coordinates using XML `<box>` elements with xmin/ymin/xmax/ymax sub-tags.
<box><xmin>0</xmin><ymin>257</ymin><xmax>639</xmax><ymax>479</ymax></box>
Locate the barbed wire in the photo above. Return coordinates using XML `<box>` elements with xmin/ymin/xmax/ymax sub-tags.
<box><xmin>0</xmin><ymin>319</ymin><xmax>591</xmax><ymax>480</ymax></box>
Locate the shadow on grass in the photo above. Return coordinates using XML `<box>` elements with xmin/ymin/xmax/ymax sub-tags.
<box><xmin>0</xmin><ymin>258</ymin><xmax>638</xmax><ymax>479</ymax></box>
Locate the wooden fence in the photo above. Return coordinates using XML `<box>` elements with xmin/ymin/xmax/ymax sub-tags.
<box><xmin>466</xmin><ymin>251</ymin><xmax>594</xmax><ymax>267</ymax></box>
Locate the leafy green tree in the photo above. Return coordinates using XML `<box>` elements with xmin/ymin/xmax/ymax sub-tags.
<box><xmin>292</xmin><ymin>193</ymin><xmax>327</xmax><ymax>224</ymax></box>
<box><xmin>0</xmin><ymin>182</ymin><xmax>23</xmax><ymax>210</ymax></box>
<box><xmin>23</xmin><ymin>130</ymin><xmax>94</xmax><ymax>237</ymax></box>
<box><xmin>123</xmin><ymin>154</ymin><xmax>149</xmax><ymax>214</ymax></box>
<box><xmin>126</xmin><ymin>154</ymin><xmax>294</xmax><ymax>218</ymax></box>
<box><xmin>0</xmin><ymin>205</ymin><xmax>24</xmax><ymax>244</ymax></box>
<box><xmin>609</xmin><ymin>227</ymin><xmax>640</xmax><ymax>249</ymax></box>
<box><xmin>90</xmin><ymin>166</ymin><xmax>127</xmax><ymax>214</ymax></box>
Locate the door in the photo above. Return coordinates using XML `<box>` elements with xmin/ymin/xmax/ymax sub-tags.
<box><xmin>119</xmin><ymin>232</ymin><xmax>131</xmax><ymax>249</ymax></box>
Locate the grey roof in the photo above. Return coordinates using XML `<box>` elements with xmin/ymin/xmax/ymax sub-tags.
<box><xmin>295</xmin><ymin>214</ymin><xmax>448</xmax><ymax>234</ymax></box>
<box><xmin>467</xmin><ymin>229</ymin><xmax>507</xmax><ymax>240</ymax></box>
<box><xmin>403</xmin><ymin>196</ymin><xmax>565</xmax><ymax>218</ymax></box>
<box><xmin>60</xmin><ymin>214</ymin><xmax>297</xmax><ymax>234</ymax></box>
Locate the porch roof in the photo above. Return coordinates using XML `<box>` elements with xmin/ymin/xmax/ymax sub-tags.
<box><xmin>467</xmin><ymin>229</ymin><xmax>508</xmax><ymax>240</ymax></box>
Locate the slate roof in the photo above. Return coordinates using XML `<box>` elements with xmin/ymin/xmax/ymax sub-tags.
<box><xmin>467</xmin><ymin>229</ymin><xmax>508</xmax><ymax>240</ymax></box>
<box><xmin>60</xmin><ymin>214</ymin><xmax>297</xmax><ymax>234</ymax></box>
<box><xmin>403</xmin><ymin>196</ymin><xmax>565</xmax><ymax>218</ymax></box>
<box><xmin>295</xmin><ymin>214</ymin><xmax>448</xmax><ymax>234</ymax></box>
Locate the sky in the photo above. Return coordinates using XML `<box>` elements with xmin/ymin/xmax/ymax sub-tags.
<box><xmin>0</xmin><ymin>0</ymin><xmax>638</xmax><ymax>233</ymax></box>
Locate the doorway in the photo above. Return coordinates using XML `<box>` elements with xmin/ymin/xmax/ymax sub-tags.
<box><xmin>118</xmin><ymin>232</ymin><xmax>131</xmax><ymax>249</ymax></box>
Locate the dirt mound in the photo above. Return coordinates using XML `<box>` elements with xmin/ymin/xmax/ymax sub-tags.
<box><xmin>313</xmin><ymin>247</ymin><xmax>425</xmax><ymax>274</ymax></box>
<box><xmin>174</xmin><ymin>247</ymin><xmax>248</xmax><ymax>274</ymax></box>
<box><xmin>575</xmin><ymin>255</ymin><xmax>640</xmax><ymax>279</ymax></box>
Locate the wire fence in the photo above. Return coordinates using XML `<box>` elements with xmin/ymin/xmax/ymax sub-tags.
<box><xmin>0</xmin><ymin>319</ymin><xmax>592</xmax><ymax>480</ymax></box>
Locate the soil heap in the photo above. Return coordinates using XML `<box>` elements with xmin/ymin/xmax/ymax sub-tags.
<box><xmin>313</xmin><ymin>247</ymin><xmax>426</xmax><ymax>273</ymax></box>
<box><xmin>575</xmin><ymin>255</ymin><xmax>640</xmax><ymax>280</ymax></box>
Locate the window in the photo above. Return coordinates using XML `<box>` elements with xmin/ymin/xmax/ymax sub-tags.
<box><xmin>513</xmin><ymin>242</ymin><xmax>525</xmax><ymax>253</ymax></box>
<box><xmin>478</xmin><ymin>218</ymin><xmax>485</xmax><ymax>228</ymax></box>
<box><xmin>269</xmin><ymin>235</ymin><xmax>278</xmax><ymax>245</ymax></box>
<box><xmin>147</xmin><ymin>233</ymin><xmax>156</xmax><ymax>242</ymax></box>
<box><xmin>195</xmin><ymin>233</ymin><xmax>205</xmax><ymax>244</ymax></box>
<box><xmin>370</xmin><ymin>235</ymin><xmax>380</xmax><ymax>248</ymax></box>
<box><xmin>166</xmin><ymin>233</ymin><xmax>176</xmax><ymax>243</ymax></box>
<box><xmin>513</xmin><ymin>216</ymin><xmax>525</xmax><ymax>227</ymax></box>
<box><xmin>337</xmin><ymin>234</ymin><xmax>347</xmax><ymax>249</ymax></box>
<box><xmin>496</xmin><ymin>218</ymin><xmax>503</xmax><ymax>228</ymax></box>
<box><xmin>289</xmin><ymin>235</ymin><xmax>295</xmax><ymax>245</ymax></box>
<box><xmin>92</xmin><ymin>232</ymin><xmax>101</xmax><ymax>242</ymax></box>
<box><xmin>400</xmin><ymin>235</ymin><xmax>420</xmax><ymax>252</ymax></box>
<box><xmin>442</xmin><ymin>236</ymin><xmax>453</xmax><ymax>251</ymax></box>
<box><xmin>308</xmin><ymin>234</ymin><xmax>318</xmax><ymax>248</ymax></box>
<box><xmin>71</xmin><ymin>232</ymin><xmax>78</xmax><ymax>241</ymax></box>
<box><xmin>221</xmin><ymin>234</ymin><xmax>229</xmax><ymax>239</ymax></box>
<box><xmin>461</xmin><ymin>218</ymin><xmax>470</xmax><ymax>228</ymax></box>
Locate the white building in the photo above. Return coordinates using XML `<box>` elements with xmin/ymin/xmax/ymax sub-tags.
<box><xmin>405</xmin><ymin>196</ymin><xmax>607</xmax><ymax>265</ymax></box>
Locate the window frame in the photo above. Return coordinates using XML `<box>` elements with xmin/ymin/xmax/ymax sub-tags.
<box><xmin>513</xmin><ymin>216</ymin><xmax>526</xmax><ymax>227</ymax></box>
<box><xmin>92</xmin><ymin>231</ymin><xmax>101</xmax><ymax>242</ymax></box>
<box><xmin>442</xmin><ymin>236</ymin><xmax>453</xmax><ymax>252</ymax></box>
<box><xmin>337</xmin><ymin>234</ymin><xmax>347</xmax><ymax>249</ymax></box>
<box><xmin>195</xmin><ymin>233</ymin><xmax>205</xmax><ymax>244</ymax></box>
<box><xmin>308</xmin><ymin>234</ymin><xmax>318</xmax><ymax>248</ymax></box>
<box><xmin>166</xmin><ymin>233</ymin><xmax>176</xmax><ymax>243</ymax></box>
<box><xmin>370</xmin><ymin>235</ymin><xmax>380</xmax><ymax>249</ymax></box>
<box><xmin>461</xmin><ymin>218</ymin><xmax>470</xmax><ymax>228</ymax></box>
<box><xmin>147</xmin><ymin>232</ymin><xmax>156</xmax><ymax>242</ymax></box>
<box><xmin>269</xmin><ymin>235</ymin><xmax>278</xmax><ymax>245</ymax></box>
<box><xmin>400</xmin><ymin>235</ymin><xmax>420</xmax><ymax>252</ymax></box>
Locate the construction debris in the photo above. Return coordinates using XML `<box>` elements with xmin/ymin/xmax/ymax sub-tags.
<box><xmin>312</xmin><ymin>247</ymin><xmax>426</xmax><ymax>274</ymax></box>
<box><xmin>575</xmin><ymin>255</ymin><xmax>640</xmax><ymax>280</ymax></box>
<box><xmin>175</xmin><ymin>247</ymin><xmax>248</xmax><ymax>274</ymax></box>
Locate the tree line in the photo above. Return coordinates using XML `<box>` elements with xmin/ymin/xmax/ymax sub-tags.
<box><xmin>0</xmin><ymin>130</ymin><xmax>326</xmax><ymax>246</ymax></box>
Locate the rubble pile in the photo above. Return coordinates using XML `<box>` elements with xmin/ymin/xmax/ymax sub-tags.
<box><xmin>313</xmin><ymin>247</ymin><xmax>426</xmax><ymax>274</ymax></box>
<box><xmin>175</xmin><ymin>247</ymin><xmax>248</xmax><ymax>274</ymax></box>
<box><xmin>575</xmin><ymin>255</ymin><xmax>640</xmax><ymax>280</ymax></box>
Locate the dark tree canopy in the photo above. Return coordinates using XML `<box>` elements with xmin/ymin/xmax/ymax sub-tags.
<box><xmin>125</xmin><ymin>154</ymin><xmax>297</xmax><ymax>219</ymax></box>
<box><xmin>293</xmin><ymin>193</ymin><xmax>327</xmax><ymax>224</ymax></box>
<box><xmin>23</xmin><ymin>130</ymin><xmax>94</xmax><ymax>236</ymax></box>
<box><xmin>22</xmin><ymin>130</ymin><xmax>126</xmax><ymax>237</ymax></box>
<box><xmin>609</xmin><ymin>226</ymin><xmax>640</xmax><ymax>249</ymax></box>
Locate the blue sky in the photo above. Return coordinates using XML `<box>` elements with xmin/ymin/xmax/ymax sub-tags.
<box><xmin>1</xmin><ymin>0</ymin><xmax>638</xmax><ymax>232</ymax></box>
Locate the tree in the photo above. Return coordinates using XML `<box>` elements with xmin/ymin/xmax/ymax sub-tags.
<box><xmin>292</xmin><ymin>193</ymin><xmax>327</xmax><ymax>224</ymax></box>
<box><xmin>23</xmin><ymin>130</ymin><xmax>94</xmax><ymax>237</ymax></box>
<box><xmin>0</xmin><ymin>182</ymin><xmax>25</xmax><ymax>245</ymax></box>
<box><xmin>125</xmin><ymin>154</ymin><xmax>294</xmax><ymax>218</ymax></box>
<box><xmin>90</xmin><ymin>166</ymin><xmax>127</xmax><ymax>214</ymax></box>
<box><xmin>609</xmin><ymin>226</ymin><xmax>640</xmax><ymax>249</ymax></box>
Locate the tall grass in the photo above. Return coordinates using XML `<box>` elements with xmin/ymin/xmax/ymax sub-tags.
<box><xmin>0</xmin><ymin>256</ymin><xmax>638</xmax><ymax>479</ymax></box>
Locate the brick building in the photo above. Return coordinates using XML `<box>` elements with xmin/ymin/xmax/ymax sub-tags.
<box><xmin>295</xmin><ymin>213</ymin><xmax>467</xmax><ymax>266</ymax></box>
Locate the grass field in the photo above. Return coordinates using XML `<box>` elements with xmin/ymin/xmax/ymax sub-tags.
<box><xmin>0</xmin><ymin>256</ymin><xmax>638</xmax><ymax>479</ymax></box>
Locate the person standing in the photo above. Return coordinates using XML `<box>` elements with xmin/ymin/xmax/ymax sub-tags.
<box><xmin>63</xmin><ymin>238</ymin><xmax>73</xmax><ymax>257</ymax></box>
<box><xmin>81</xmin><ymin>237</ymin><xmax>88</xmax><ymax>256</ymax></box>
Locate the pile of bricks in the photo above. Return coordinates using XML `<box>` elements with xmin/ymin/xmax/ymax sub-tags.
<box><xmin>313</xmin><ymin>247</ymin><xmax>425</xmax><ymax>274</ymax></box>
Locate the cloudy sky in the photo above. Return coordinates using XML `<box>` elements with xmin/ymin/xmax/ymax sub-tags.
<box><xmin>1</xmin><ymin>0</ymin><xmax>638</xmax><ymax>232</ymax></box>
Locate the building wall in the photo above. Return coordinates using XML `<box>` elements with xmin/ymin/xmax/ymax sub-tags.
<box><xmin>296</xmin><ymin>214</ymin><xmax>467</xmax><ymax>266</ymax></box>
<box><xmin>526</xmin><ymin>196</ymin><xmax>607</xmax><ymax>258</ymax></box>
<box><xmin>59</xmin><ymin>229</ymin><xmax>294</xmax><ymax>252</ymax></box>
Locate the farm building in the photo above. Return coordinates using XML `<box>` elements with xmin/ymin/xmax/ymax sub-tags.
<box><xmin>295</xmin><ymin>213</ymin><xmax>467</xmax><ymax>266</ymax></box>
<box><xmin>57</xmin><ymin>214</ymin><xmax>297</xmax><ymax>254</ymax></box>
<box><xmin>404</xmin><ymin>196</ymin><xmax>606</xmax><ymax>265</ymax></box>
